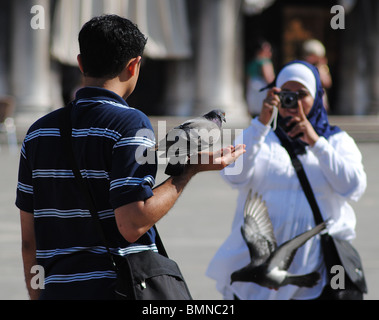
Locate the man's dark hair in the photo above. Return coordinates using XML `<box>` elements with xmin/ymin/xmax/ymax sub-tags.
<box><xmin>78</xmin><ymin>15</ymin><xmax>147</xmax><ymax>79</ymax></box>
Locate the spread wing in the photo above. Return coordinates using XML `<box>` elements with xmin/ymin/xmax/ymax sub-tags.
<box><xmin>268</xmin><ymin>222</ymin><xmax>327</xmax><ymax>271</ymax></box>
<box><xmin>241</xmin><ymin>191</ymin><xmax>277</xmax><ymax>266</ymax></box>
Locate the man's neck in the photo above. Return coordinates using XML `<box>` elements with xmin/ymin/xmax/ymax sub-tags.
<box><xmin>83</xmin><ymin>77</ymin><xmax>130</xmax><ymax>100</ymax></box>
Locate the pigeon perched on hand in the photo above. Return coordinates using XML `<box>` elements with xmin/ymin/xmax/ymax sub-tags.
<box><xmin>230</xmin><ymin>191</ymin><xmax>326</xmax><ymax>290</ymax></box>
<box><xmin>158</xmin><ymin>109</ymin><xmax>226</xmax><ymax>176</ymax></box>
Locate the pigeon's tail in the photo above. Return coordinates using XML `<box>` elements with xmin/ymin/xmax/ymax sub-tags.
<box><xmin>165</xmin><ymin>162</ymin><xmax>186</xmax><ymax>176</ymax></box>
<box><xmin>164</xmin><ymin>153</ymin><xmax>188</xmax><ymax>176</ymax></box>
<box><xmin>285</xmin><ymin>272</ymin><xmax>320</xmax><ymax>288</ymax></box>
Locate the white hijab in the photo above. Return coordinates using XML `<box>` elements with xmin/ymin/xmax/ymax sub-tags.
<box><xmin>276</xmin><ymin>63</ymin><xmax>317</xmax><ymax>99</ymax></box>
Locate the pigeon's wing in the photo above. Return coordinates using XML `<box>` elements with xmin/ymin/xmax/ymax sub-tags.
<box><xmin>157</xmin><ymin>120</ymin><xmax>194</xmax><ymax>158</ymax></box>
<box><xmin>241</xmin><ymin>191</ymin><xmax>277</xmax><ymax>265</ymax></box>
<box><xmin>159</xmin><ymin>128</ymin><xmax>190</xmax><ymax>158</ymax></box>
<box><xmin>159</xmin><ymin>117</ymin><xmax>221</xmax><ymax>158</ymax></box>
<box><xmin>268</xmin><ymin>222</ymin><xmax>327</xmax><ymax>271</ymax></box>
<box><xmin>179</xmin><ymin>118</ymin><xmax>221</xmax><ymax>152</ymax></box>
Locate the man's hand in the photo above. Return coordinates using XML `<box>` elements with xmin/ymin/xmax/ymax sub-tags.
<box><xmin>188</xmin><ymin>144</ymin><xmax>246</xmax><ymax>174</ymax></box>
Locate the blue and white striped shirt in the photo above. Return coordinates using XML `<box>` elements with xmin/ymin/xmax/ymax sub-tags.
<box><xmin>16</xmin><ymin>87</ymin><xmax>158</xmax><ymax>299</ymax></box>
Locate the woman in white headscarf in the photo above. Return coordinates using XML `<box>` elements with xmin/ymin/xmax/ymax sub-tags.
<box><xmin>206</xmin><ymin>61</ymin><xmax>367</xmax><ymax>300</ymax></box>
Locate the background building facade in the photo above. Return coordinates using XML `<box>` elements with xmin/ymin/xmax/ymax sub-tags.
<box><xmin>0</xmin><ymin>0</ymin><xmax>378</xmax><ymax>134</ymax></box>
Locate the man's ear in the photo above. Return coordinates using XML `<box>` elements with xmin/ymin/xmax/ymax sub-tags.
<box><xmin>127</xmin><ymin>56</ymin><xmax>142</xmax><ymax>77</ymax></box>
<box><xmin>77</xmin><ymin>54</ymin><xmax>84</xmax><ymax>74</ymax></box>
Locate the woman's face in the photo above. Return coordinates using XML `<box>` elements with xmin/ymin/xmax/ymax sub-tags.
<box><xmin>278</xmin><ymin>81</ymin><xmax>315</xmax><ymax>118</ymax></box>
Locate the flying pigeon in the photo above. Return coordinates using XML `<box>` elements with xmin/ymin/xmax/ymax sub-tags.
<box><xmin>158</xmin><ymin>109</ymin><xmax>226</xmax><ymax>176</ymax></box>
<box><xmin>230</xmin><ymin>191</ymin><xmax>326</xmax><ymax>290</ymax></box>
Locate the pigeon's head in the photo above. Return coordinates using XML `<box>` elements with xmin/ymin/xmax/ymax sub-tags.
<box><xmin>203</xmin><ymin>109</ymin><xmax>226</xmax><ymax>127</ymax></box>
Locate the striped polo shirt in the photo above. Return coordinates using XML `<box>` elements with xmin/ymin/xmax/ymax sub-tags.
<box><xmin>16</xmin><ymin>87</ymin><xmax>158</xmax><ymax>299</ymax></box>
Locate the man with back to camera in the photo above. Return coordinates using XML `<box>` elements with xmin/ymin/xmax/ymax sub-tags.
<box><xmin>16</xmin><ymin>15</ymin><xmax>245</xmax><ymax>300</ymax></box>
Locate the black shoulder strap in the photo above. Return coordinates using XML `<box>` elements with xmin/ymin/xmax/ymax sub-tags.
<box><xmin>59</xmin><ymin>103</ymin><xmax>169</xmax><ymax>261</ymax></box>
<box><xmin>277</xmin><ymin>135</ymin><xmax>325</xmax><ymax>225</ymax></box>
<box><xmin>60</xmin><ymin>103</ymin><xmax>117</xmax><ymax>269</ymax></box>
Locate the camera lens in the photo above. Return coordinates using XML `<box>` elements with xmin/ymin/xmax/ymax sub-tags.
<box><xmin>279</xmin><ymin>92</ymin><xmax>298</xmax><ymax>109</ymax></box>
<box><xmin>284</xmin><ymin>96</ymin><xmax>295</xmax><ymax>107</ymax></box>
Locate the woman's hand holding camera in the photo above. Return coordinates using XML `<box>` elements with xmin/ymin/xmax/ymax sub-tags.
<box><xmin>286</xmin><ymin>103</ymin><xmax>319</xmax><ymax>147</ymax></box>
<box><xmin>259</xmin><ymin>87</ymin><xmax>319</xmax><ymax>147</ymax></box>
<box><xmin>259</xmin><ymin>87</ymin><xmax>281</xmax><ymax>126</ymax></box>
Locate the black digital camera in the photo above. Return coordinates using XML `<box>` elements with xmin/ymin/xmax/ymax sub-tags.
<box><xmin>275</xmin><ymin>92</ymin><xmax>299</xmax><ymax>109</ymax></box>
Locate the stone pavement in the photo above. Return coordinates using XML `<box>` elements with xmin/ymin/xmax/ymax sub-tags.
<box><xmin>0</xmin><ymin>117</ymin><xmax>378</xmax><ymax>300</ymax></box>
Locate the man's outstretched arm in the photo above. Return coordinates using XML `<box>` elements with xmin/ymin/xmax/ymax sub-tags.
<box><xmin>115</xmin><ymin>145</ymin><xmax>246</xmax><ymax>243</ymax></box>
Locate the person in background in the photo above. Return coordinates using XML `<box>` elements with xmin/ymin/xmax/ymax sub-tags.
<box><xmin>302</xmin><ymin>39</ymin><xmax>332</xmax><ymax>112</ymax></box>
<box><xmin>246</xmin><ymin>38</ymin><xmax>275</xmax><ymax>117</ymax></box>
<box><xmin>207</xmin><ymin>60</ymin><xmax>366</xmax><ymax>300</ymax></box>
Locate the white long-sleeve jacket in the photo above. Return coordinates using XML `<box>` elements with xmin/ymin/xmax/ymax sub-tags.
<box><xmin>206</xmin><ymin>118</ymin><xmax>367</xmax><ymax>300</ymax></box>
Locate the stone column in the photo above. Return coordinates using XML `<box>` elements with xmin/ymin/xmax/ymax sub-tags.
<box><xmin>336</xmin><ymin>0</ymin><xmax>379</xmax><ymax>115</ymax></box>
<box><xmin>366</xmin><ymin>0</ymin><xmax>379</xmax><ymax>115</ymax></box>
<box><xmin>11</xmin><ymin>0</ymin><xmax>52</xmax><ymax>129</ymax></box>
<box><xmin>164</xmin><ymin>60</ymin><xmax>195</xmax><ymax>116</ymax></box>
<box><xmin>0</xmin><ymin>1</ymin><xmax>11</xmax><ymax>96</ymax></box>
<box><xmin>194</xmin><ymin>0</ymin><xmax>248</xmax><ymax>124</ymax></box>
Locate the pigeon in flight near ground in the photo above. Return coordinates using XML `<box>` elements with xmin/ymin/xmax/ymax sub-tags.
<box><xmin>230</xmin><ymin>191</ymin><xmax>326</xmax><ymax>290</ymax></box>
<box><xmin>158</xmin><ymin>109</ymin><xmax>226</xmax><ymax>176</ymax></box>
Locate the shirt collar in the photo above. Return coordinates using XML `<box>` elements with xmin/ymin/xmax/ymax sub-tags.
<box><xmin>75</xmin><ymin>87</ymin><xmax>129</xmax><ymax>107</ymax></box>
